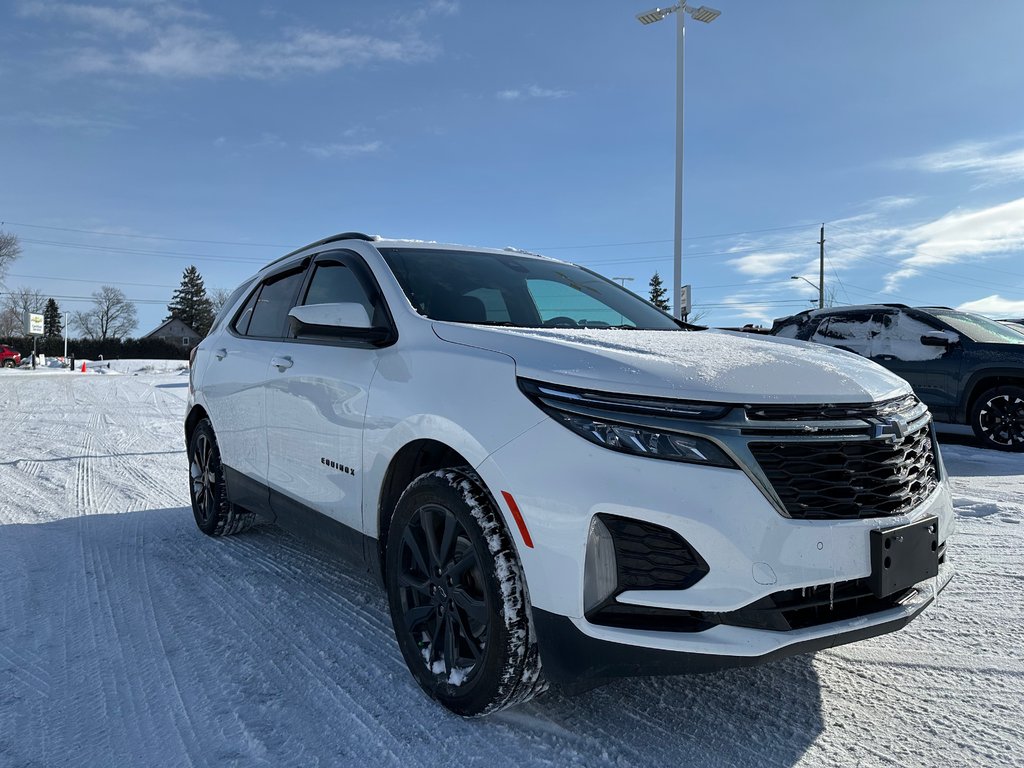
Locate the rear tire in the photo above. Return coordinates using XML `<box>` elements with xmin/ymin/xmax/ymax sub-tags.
<box><xmin>2</xmin><ymin>360</ymin><xmax>13</xmax><ymax>368</ymax></box>
<box><xmin>187</xmin><ymin>419</ymin><xmax>256</xmax><ymax>535</ymax></box>
<box><xmin>970</xmin><ymin>385</ymin><xmax>1024</xmax><ymax>452</ymax></box>
<box><xmin>384</xmin><ymin>468</ymin><xmax>545</xmax><ymax>716</ymax></box>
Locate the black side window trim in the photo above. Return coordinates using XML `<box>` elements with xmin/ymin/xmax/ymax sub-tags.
<box><xmin>280</xmin><ymin>248</ymin><xmax>399</xmax><ymax>348</ymax></box>
<box><xmin>227</xmin><ymin>260</ymin><xmax>309</xmax><ymax>341</ymax></box>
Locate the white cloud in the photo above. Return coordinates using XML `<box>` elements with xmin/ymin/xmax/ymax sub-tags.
<box><xmin>0</xmin><ymin>111</ymin><xmax>131</xmax><ymax>131</ymax></box>
<box><xmin>19</xmin><ymin>1</ymin><xmax>150</xmax><ymax>35</ymax></box>
<box><xmin>497</xmin><ymin>85</ymin><xmax>571</xmax><ymax>100</ymax></box>
<box><xmin>956</xmin><ymin>295</ymin><xmax>1024</xmax><ymax>318</ymax></box>
<box><xmin>20</xmin><ymin>2</ymin><xmax>440</xmax><ymax>79</ymax></box>
<box><xmin>883</xmin><ymin>197</ymin><xmax>1024</xmax><ymax>291</ymax></box>
<box><xmin>727</xmin><ymin>251</ymin><xmax>805</xmax><ymax>277</ymax></box>
<box><xmin>303</xmin><ymin>140</ymin><xmax>383</xmax><ymax>159</ymax></box>
<box><xmin>396</xmin><ymin>0</ymin><xmax>459</xmax><ymax>27</ymax></box>
<box><xmin>905</xmin><ymin>138</ymin><xmax>1024</xmax><ymax>185</ymax></box>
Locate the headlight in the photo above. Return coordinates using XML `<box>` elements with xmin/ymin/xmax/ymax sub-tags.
<box><xmin>519</xmin><ymin>378</ymin><xmax>737</xmax><ymax>468</ymax></box>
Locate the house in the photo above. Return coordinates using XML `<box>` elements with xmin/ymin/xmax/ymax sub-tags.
<box><xmin>143</xmin><ymin>317</ymin><xmax>200</xmax><ymax>348</ymax></box>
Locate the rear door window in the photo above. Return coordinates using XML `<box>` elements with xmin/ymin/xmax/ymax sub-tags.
<box><xmin>245</xmin><ymin>269</ymin><xmax>306</xmax><ymax>338</ymax></box>
<box><xmin>812</xmin><ymin>312</ymin><xmax>879</xmax><ymax>356</ymax></box>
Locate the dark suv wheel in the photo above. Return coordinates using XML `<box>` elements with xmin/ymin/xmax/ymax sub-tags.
<box><xmin>384</xmin><ymin>468</ymin><xmax>545</xmax><ymax>716</ymax></box>
<box><xmin>970</xmin><ymin>385</ymin><xmax>1024</xmax><ymax>452</ymax></box>
<box><xmin>187</xmin><ymin>419</ymin><xmax>256</xmax><ymax>535</ymax></box>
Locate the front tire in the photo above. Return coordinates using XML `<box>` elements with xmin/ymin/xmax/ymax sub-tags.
<box><xmin>187</xmin><ymin>419</ymin><xmax>255</xmax><ymax>535</ymax></box>
<box><xmin>970</xmin><ymin>385</ymin><xmax>1024</xmax><ymax>452</ymax></box>
<box><xmin>385</xmin><ymin>468</ymin><xmax>545</xmax><ymax>716</ymax></box>
<box><xmin>2</xmin><ymin>360</ymin><xmax>13</xmax><ymax>368</ymax></box>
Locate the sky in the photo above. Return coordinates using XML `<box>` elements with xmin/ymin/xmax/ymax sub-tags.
<box><xmin>2</xmin><ymin>0</ymin><xmax>1024</xmax><ymax>336</ymax></box>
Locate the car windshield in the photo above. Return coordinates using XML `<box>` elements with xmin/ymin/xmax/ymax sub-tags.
<box><xmin>379</xmin><ymin>248</ymin><xmax>682</xmax><ymax>331</ymax></box>
<box><xmin>927</xmin><ymin>309</ymin><xmax>1024</xmax><ymax>344</ymax></box>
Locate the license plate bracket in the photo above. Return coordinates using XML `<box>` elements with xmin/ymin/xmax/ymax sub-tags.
<box><xmin>868</xmin><ymin>515</ymin><xmax>939</xmax><ymax>598</ymax></box>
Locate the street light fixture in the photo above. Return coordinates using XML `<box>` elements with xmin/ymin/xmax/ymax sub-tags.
<box><xmin>613</xmin><ymin>276</ymin><xmax>635</xmax><ymax>287</ymax></box>
<box><xmin>635</xmin><ymin>3</ymin><xmax>721</xmax><ymax>320</ymax></box>
<box><xmin>790</xmin><ymin>275</ymin><xmax>824</xmax><ymax>309</ymax></box>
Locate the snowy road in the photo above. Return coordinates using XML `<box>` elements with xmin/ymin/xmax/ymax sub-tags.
<box><xmin>1</xmin><ymin>368</ymin><xmax>1022</xmax><ymax>767</ymax></box>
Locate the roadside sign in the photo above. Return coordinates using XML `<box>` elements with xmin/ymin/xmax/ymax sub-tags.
<box><xmin>25</xmin><ymin>312</ymin><xmax>44</xmax><ymax>336</ymax></box>
<box><xmin>680</xmin><ymin>284</ymin><xmax>692</xmax><ymax>317</ymax></box>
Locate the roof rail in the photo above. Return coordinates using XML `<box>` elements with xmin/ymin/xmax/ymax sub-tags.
<box><xmin>265</xmin><ymin>232</ymin><xmax>376</xmax><ymax>269</ymax></box>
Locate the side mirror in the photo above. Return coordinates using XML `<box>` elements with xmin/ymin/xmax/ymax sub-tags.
<box><xmin>920</xmin><ymin>331</ymin><xmax>957</xmax><ymax>347</ymax></box>
<box><xmin>288</xmin><ymin>303</ymin><xmax>391</xmax><ymax>344</ymax></box>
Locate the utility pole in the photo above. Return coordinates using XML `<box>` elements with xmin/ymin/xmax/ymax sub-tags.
<box><xmin>818</xmin><ymin>223</ymin><xmax>825</xmax><ymax>309</ymax></box>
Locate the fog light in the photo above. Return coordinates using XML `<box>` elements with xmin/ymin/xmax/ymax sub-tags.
<box><xmin>584</xmin><ymin>516</ymin><xmax>618</xmax><ymax>612</ymax></box>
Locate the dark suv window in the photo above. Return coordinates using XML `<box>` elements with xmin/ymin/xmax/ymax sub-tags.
<box><xmin>240</xmin><ymin>269</ymin><xmax>305</xmax><ymax>338</ymax></box>
<box><xmin>303</xmin><ymin>262</ymin><xmax>375</xmax><ymax>319</ymax></box>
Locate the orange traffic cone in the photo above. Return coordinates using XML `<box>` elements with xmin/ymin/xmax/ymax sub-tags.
<box><xmin>81</xmin><ymin>361</ymin><xmax>87</xmax><ymax>373</ymax></box>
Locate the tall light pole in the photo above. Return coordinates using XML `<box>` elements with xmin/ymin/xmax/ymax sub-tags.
<box><xmin>790</xmin><ymin>275</ymin><xmax>823</xmax><ymax>308</ymax></box>
<box><xmin>636</xmin><ymin>3</ymin><xmax>721</xmax><ymax>320</ymax></box>
<box><xmin>63</xmin><ymin>311</ymin><xmax>69</xmax><ymax>360</ymax></box>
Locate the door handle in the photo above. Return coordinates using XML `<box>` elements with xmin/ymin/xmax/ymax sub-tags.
<box><xmin>271</xmin><ymin>356</ymin><xmax>294</xmax><ymax>371</ymax></box>
<box><xmin>215</xmin><ymin>348</ymin><xmax>228</xmax><ymax>361</ymax></box>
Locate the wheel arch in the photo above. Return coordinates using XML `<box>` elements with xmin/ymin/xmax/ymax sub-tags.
<box><xmin>375</xmin><ymin>438</ymin><xmax>475</xmax><ymax>580</ymax></box>
<box><xmin>184</xmin><ymin>404</ymin><xmax>210</xmax><ymax>449</ymax></box>
<box><xmin>962</xmin><ymin>371</ymin><xmax>1024</xmax><ymax>423</ymax></box>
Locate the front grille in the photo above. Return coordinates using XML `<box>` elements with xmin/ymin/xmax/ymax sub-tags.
<box><xmin>749</xmin><ymin>424</ymin><xmax>939</xmax><ymax>520</ymax></box>
<box><xmin>745</xmin><ymin>394</ymin><xmax>920</xmax><ymax>422</ymax></box>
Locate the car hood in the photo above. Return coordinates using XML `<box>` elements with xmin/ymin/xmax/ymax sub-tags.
<box><xmin>432</xmin><ymin>324</ymin><xmax>912</xmax><ymax>404</ymax></box>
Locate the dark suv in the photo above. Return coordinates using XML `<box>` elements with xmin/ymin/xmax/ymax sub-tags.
<box><xmin>0</xmin><ymin>345</ymin><xmax>21</xmax><ymax>368</ymax></box>
<box><xmin>771</xmin><ymin>304</ymin><xmax>1024</xmax><ymax>451</ymax></box>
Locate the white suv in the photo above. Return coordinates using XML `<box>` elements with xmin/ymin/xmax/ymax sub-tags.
<box><xmin>186</xmin><ymin>233</ymin><xmax>954</xmax><ymax>716</ymax></box>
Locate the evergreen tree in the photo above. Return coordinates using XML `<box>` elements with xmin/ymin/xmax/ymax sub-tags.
<box><xmin>648</xmin><ymin>271</ymin><xmax>670</xmax><ymax>311</ymax></box>
<box><xmin>167</xmin><ymin>265</ymin><xmax>215</xmax><ymax>337</ymax></box>
<box><xmin>43</xmin><ymin>298</ymin><xmax>63</xmax><ymax>338</ymax></box>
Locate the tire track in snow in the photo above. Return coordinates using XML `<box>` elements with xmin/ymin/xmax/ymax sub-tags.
<box><xmin>176</xmin><ymin>531</ymin><xmax>411</xmax><ymax>762</ymax></box>
<box><xmin>125</xmin><ymin>509</ymin><xmax>204</xmax><ymax>764</ymax></box>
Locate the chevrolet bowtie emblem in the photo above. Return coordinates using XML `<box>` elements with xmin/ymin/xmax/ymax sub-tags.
<box><xmin>872</xmin><ymin>415</ymin><xmax>910</xmax><ymax>442</ymax></box>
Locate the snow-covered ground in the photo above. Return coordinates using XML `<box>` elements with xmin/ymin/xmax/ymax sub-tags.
<box><xmin>0</xmin><ymin>367</ymin><xmax>1021</xmax><ymax>767</ymax></box>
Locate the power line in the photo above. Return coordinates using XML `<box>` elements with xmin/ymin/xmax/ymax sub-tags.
<box><xmin>6</xmin><ymin>216</ymin><xmax>822</xmax><ymax>257</ymax></box>
<box><xmin>2</xmin><ymin>220</ymin><xmax>292</xmax><ymax>249</ymax></box>
<box><xmin>0</xmin><ymin>291</ymin><xmax>166</xmax><ymax>305</ymax></box>
<box><xmin>19</xmin><ymin>238</ymin><xmax>266</xmax><ymax>265</ymax></box>
<box><xmin>831</xmin><ymin>243</ymin><xmax>1024</xmax><ymax>296</ymax></box>
<box><xmin>8</xmin><ymin>273</ymin><xmax>178</xmax><ymax>289</ymax></box>
<box><xmin>527</xmin><ymin>222</ymin><xmax>819</xmax><ymax>251</ymax></box>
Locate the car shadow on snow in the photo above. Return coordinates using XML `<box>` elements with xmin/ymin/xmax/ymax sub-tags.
<box><xmin>0</xmin><ymin>508</ymin><xmax>823</xmax><ymax>768</ymax></box>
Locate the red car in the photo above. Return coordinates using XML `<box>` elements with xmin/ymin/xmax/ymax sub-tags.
<box><xmin>1</xmin><ymin>345</ymin><xmax>21</xmax><ymax>368</ymax></box>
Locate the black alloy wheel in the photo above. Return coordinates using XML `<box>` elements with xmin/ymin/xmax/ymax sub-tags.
<box><xmin>396</xmin><ymin>503</ymin><xmax>489</xmax><ymax>684</ymax></box>
<box><xmin>187</xmin><ymin>419</ymin><xmax>255</xmax><ymax>536</ymax></box>
<box><xmin>385</xmin><ymin>468</ymin><xmax>545</xmax><ymax>716</ymax></box>
<box><xmin>971</xmin><ymin>386</ymin><xmax>1024</xmax><ymax>452</ymax></box>
<box><xmin>190</xmin><ymin>428</ymin><xmax>219</xmax><ymax>530</ymax></box>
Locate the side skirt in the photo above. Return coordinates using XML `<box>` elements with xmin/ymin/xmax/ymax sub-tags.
<box><xmin>222</xmin><ymin>464</ymin><xmax>377</xmax><ymax>579</ymax></box>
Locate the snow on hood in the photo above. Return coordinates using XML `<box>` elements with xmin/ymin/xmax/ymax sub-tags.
<box><xmin>432</xmin><ymin>324</ymin><xmax>912</xmax><ymax>404</ymax></box>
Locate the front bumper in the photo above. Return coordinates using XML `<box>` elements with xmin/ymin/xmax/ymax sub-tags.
<box><xmin>535</xmin><ymin>558</ymin><xmax>953</xmax><ymax>682</ymax></box>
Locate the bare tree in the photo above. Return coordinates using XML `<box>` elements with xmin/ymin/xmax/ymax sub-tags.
<box><xmin>73</xmin><ymin>286</ymin><xmax>138</xmax><ymax>341</ymax></box>
<box><xmin>0</xmin><ymin>306</ymin><xmax>21</xmax><ymax>337</ymax></box>
<box><xmin>0</xmin><ymin>230</ymin><xmax>22</xmax><ymax>285</ymax></box>
<box><xmin>1</xmin><ymin>287</ymin><xmax>45</xmax><ymax>332</ymax></box>
<box><xmin>209</xmin><ymin>287</ymin><xmax>233</xmax><ymax>314</ymax></box>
